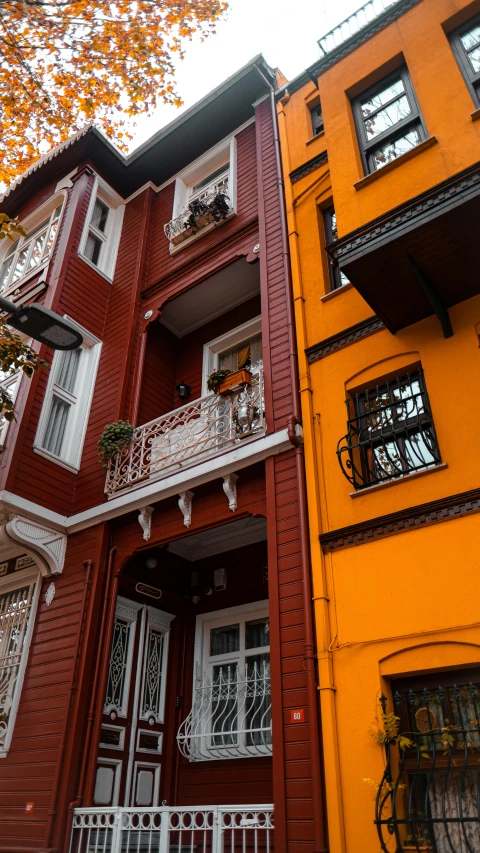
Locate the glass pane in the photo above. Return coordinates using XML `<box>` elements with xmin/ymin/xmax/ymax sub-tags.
<box><xmin>55</xmin><ymin>348</ymin><xmax>81</xmax><ymax>395</ymax></box>
<box><xmin>245</xmin><ymin>653</ymin><xmax>271</xmax><ymax>746</ymax></box>
<box><xmin>403</xmin><ymin>432</ymin><xmax>436</xmax><ymax>470</ymax></box>
<box><xmin>84</xmin><ymin>232</ymin><xmax>103</xmax><ymax>266</ymax></box>
<box><xmin>91</xmin><ymin>199</ymin><xmax>110</xmax><ymax>234</ymax></box>
<box><xmin>467</xmin><ymin>45</ymin><xmax>480</xmax><ymax>73</ymax></box>
<box><xmin>372</xmin><ymin>127</ymin><xmax>421</xmax><ymax>170</ymax></box>
<box><xmin>11</xmin><ymin>247</ymin><xmax>29</xmax><ymax>282</ymax></box>
<box><xmin>246</xmin><ymin>617</ymin><xmax>269</xmax><ymax>649</ymax></box>
<box><xmin>0</xmin><ymin>584</ymin><xmax>35</xmax><ymax>748</ymax></box>
<box><xmin>218</xmin><ymin>334</ymin><xmax>263</xmax><ymax>372</ymax></box>
<box><xmin>0</xmin><ymin>256</ymin><xmax>14</xmax><ymax>291</ymax></box>
<box><xmin>45</xmin><ymin>216</ymin><xmax>60</xmax><ymax>256</ymax></box>
<box><xmin>212</xmin><ymin>662</ymin><xmax>238</xmax><ymax>745</ymax></box>
<box><xmin>192</xmin><ymin>164</ymin><xmax>230</xmax><ymax>194</ymax></box>
<box><xmin>461</xmin><ymin>24</ymin><xmax>480</xmax><ymax>52</ymax></box>
<box><xmin>326</xmin><ymin>209</ymin><xmax>350</xmax><ymax>286</ymax></box>
<box><xmin>210</xmin><ymin>623</ymin><xmax>239</xmax><ymax>656</ymax></box>
<box><xmin>361</xmin><ymin>78</ymin><xmax>405</xmax><ymax>117</ymax></box>
<box><xmin>41</xmin><ymin>395</ymin><xmax>70</xmax><ymax>456</ymax></box>
<box><xmin>363</xmin><ymin>94</ymin><xmax>411</xmax><ymax>140</ymax></box>
<box><xmin>28</xmin><ymin>231</ymin><xmax>47</xmax><ymax>270</ymax></box>
<box><xmin>373</xmin><ymin>440</ymin><xmax>404</xmax><ymax>479</ymax></box>
<box><xmin>141</xmin><ymin>628</ymin><xmax>164</xmax><ymax>721</ymax></box>
<box><xmin>104</xmin><ymin>617</ymin><xmax>132</xmax><ymax>713</ymax></box>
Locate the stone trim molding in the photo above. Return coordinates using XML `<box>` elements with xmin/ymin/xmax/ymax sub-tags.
<box><xmin>306</xmin><ymin>316</ymin><xmax>385</xmax><ymax>363</ymax></box>
<box><xmin>320</xmin><ymin>488</ymin><xmax>480</xmax><ymax>553</ymax></box>
<box><xmin>290</xmin><ymin>151</ymin><xmax>328</xmax><ymax>184</ymax></box>
<box><xmin>0</xmin><ymin>515</ymin><xmax>67</xmax><ymax>575</ymax></box>
<box><xmin>327</xmin><ymin>161</ymin><xmax>480</xmax><ymax>266</ymax></box>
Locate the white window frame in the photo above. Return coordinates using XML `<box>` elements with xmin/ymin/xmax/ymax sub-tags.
<box><xmin>78</xmin><ymin>176</ymin><xmax>124</xmax><ymax>281</ymax></box>
<box><xmin>0</xmin><ymin>565</ymin><xmax>41</xmax><ymax>758</ymax></box>
<box><xmin>201</xmin><ymin>315</ymin><xmax>262</xmax><ymax>396</ymax></box>
<box><xmin>0</xmin><ymin>370</ymin><xmax>22</xmax><ymax>446</ymax></box>
<box><xmin>33</xmin><ymin>318</ymin><xmax>102</xmax><ymax>472</ymax></box>
<box><xmin>169</xmin><ymin>136</ymin><xmax>237</xmax><ymax>254</ymax></box>
<box><xmin>0</xmin><ymin>193</ymin><xmax>66</xmax><ymax>297</ymax></box>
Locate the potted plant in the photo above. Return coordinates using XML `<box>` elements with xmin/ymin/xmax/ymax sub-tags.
<box><xmin>98</xmin><ymin>420</ymin><xmax>134</xmax><ymax>468</ymax></box>
<box><xmin>207</xmin><ymin>367</ymin><xmax>253</xmax><ymax>396</ymax></box>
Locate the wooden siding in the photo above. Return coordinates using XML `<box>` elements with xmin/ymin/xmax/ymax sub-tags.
<box><xmin>0</xmin><ymin>526</ymin><xmax>107</xmax><ymax>853</ymax></box>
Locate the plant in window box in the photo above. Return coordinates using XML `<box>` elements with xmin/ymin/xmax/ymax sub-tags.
<box><xmin>207</xmin><ymin>367</ymin><xmax>253</xmax><ymax>396</ymax></box>
<box><xmin>210</xmin><ymin>190</ymin><xmax>230</xmax><ymax>222</ymax></box>
<box><xmin>98</xmin><ymin>420</ymin><xmax>134</xmax><ymax>468</ymax></box>
<box><xmin>187</xmin><ymin>198</ymin><xmax>214</xmax><ymax>229</ymax></box>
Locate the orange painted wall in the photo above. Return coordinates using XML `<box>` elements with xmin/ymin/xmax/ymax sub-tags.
<box><xmin>278</xmin><ymin>1</ymin><xmax>480</xmax><ymax>851</ymax></box>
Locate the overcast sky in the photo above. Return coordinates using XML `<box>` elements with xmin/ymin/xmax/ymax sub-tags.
<box><xmin>129</xmin><ymin>0</ymin><xmax>363</xmax><ymax>150</ymax></box>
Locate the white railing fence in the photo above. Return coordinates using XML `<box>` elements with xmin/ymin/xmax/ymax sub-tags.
<box><xmin>70</xmin><ymin>805</ymin><xmax>274</xmax><ymax>853</ymax></box>
<box><xmin>105</xmin><ymin>370</ymin><xmax>265</xmax><ymax>496</ymax></box>
<box><xmin>164</xmin><ymin>172</ymin><xmax>230</xmax><ymax>244</ymax></box>
<box><xmin>318</xmin><ymin>0</ymin><xmax>402</xmax><ymax>55</ymax></box>
<box><xmin>177</xmin><ymin>663</ymin><xmax>272</xmax><ymax>762</ymax></box>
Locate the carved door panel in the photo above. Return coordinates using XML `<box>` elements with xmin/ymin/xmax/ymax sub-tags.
<box><xmin>94</xmin><ymin>596</ymin><xmax>174</xmax><ymax>807</ymax></box>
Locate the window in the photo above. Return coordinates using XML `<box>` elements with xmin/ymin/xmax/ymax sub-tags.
<box><xmin>177</xmin><ymin>601</ymin><xmax>272</xmax><ymax>761</ymax></box>
<box><xmin>166</xmin><ymin>137</ymin><xmax>236</xmax><ymax>249</ymax></box>
<box><xmin>337</xmin><ymin>367</ymin><xmax>441</xmax><ymax>489</ymax></box>
<box><xmin>0</xmin><ymin>371</ymin><xmax>21</xmax><ymax>446</ymax></box>
<box><xmin>375</xmin><ymin>670</ymin><xmax>480</xmax><ymax>851</ymax></box>
<box><xmin>79</xmin><ymin>177</ymin><xmax>124</xmax><ymax>279</ymax></box>
<box><xmin>34</xmin><ymin>321</ymin><xmax>101</xmax><ymax>471</ymax></box>
<box><xmin>352</xmin><ymin>67</ymin><xmax>426</xmax><ymax>173</ymax></box>
<box><xmin>218</xmin><ymin>332</ymin><xmax>262</xmax><ymax>373</ymax></box>
<box><xmin>202</xmin><ymin>317</ymin><xmax>262</xmax><ymax>395</ymax></box>
<box><xmin>310</xmin><ymin>102</ymin><xmax>324</xmax><ymax>137</ymax></box>
<box><xmin>0</xmin><ymin>200</ymin><xmax>64</xmax><ymax>295</ymax></box>
<box><xmin>450</xmin><ymin>14</ymin><xmax>480</xmax><ymax>106</ymax></box>
<box><xmin>323</xmin><ymin>206</ymin><xmax>350</xmax><ymax>291</ymax></box>
<box><xmin>0</xmin><ymin>568</ymin><xmax>40</xmax><ymax>756</ymax></box>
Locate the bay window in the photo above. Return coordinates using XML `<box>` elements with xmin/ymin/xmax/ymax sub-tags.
<box><xmin>79</xmin><ymin>177</ymin><xmax>124</xmax><ymax>279</ymax></box>
<box><xmin>0</xmin><ymin>199</ymin><xmax>64</xmax><ymax>295</ymax></box>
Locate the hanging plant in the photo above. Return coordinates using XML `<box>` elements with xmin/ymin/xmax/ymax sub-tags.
<box><xmin>206</xmin><ymin>368</ymin><xmax>231</xmax><ymax>393</ymax></box>
<box><xmin>98</xmin><ymin>420</ymin><xmax>134</xmax><ymax>468</ymax></box>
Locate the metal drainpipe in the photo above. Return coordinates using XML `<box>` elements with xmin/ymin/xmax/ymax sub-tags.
<box><xmin>253</xmin><ymin>64</ymin><xmax>328</xmax><ymax>853</ymax></box>
<box><xmin>65</xmin><ymin>546</ymin><xmax>118</xmax><ymax>841</ymax></box>
<box><xmin>44</xmin><ymin>558</ymin><xmax>93</xmax><ymax>850</ymax></box>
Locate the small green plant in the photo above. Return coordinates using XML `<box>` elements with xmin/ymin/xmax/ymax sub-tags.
<box><xmin>98</xmin><ymin>420</ymin><xmax>134</xmax><ymax>468</ymax></box>
<box><xmin>206</xmin><ymin>368</ymin><xmax>231</xmax><ymax>393</ymax></box>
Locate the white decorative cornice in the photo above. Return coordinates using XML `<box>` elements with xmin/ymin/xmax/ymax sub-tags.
<box><xmin>0</xmin><ymin>515</ymin><xmax>67</xmax><ymax>576</ymax></box>
<box><xmin>148</xmin><ymin>608</ymin><xmax>175</xmax><ymax>633</ymax></box>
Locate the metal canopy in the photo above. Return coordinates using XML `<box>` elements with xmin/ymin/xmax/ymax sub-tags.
<box><xmin>329</xmin><ymin>160</ymin><xmax>480</xmax><ymax>335</ymax></box>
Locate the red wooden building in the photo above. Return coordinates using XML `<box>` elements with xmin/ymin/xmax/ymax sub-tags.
<box><xmin>0</xmin><ymin>57</ymin><xmax>326</xmax><ymax>853</ymax></box>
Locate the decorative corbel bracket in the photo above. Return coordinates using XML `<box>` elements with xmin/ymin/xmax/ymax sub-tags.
<box><xmin>138</xmin><ymin>505</ymin><xmax>154</xmax><ymax>541</ymax></box>
<box><xmin>178</xmin><ymin>491</ymin><xmax>194</xmax><ymax>528</ymax></box>
<box><xmin>223</xmin><ymin>473</ymin><xmax>239</xmax><ymax>512</ymax></box>
<box><xmin>0</xmin><ymin>515</ymin><xmax>67</xmax><ymax>576</ymax></box>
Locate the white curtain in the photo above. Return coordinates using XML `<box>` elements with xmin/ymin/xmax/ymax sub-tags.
<box><xmin>429</xmin><ymin>772</ymin><xmax>480</xmax><ymax>853</ymax></box>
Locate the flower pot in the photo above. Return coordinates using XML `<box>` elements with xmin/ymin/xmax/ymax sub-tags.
<box><xmin>218</xmin><ymin>369</ymin><xmax>252</xmax><ymax>396</ymax></box>
<box><xmin>195</xmin><ymin>211</ymin><xmax>215</xmax><ymax>228</ymax></box>
<box><xmin>171</xmin><ymin>226</ymin><xmax>196</xmax><ymax>245</ymax></box>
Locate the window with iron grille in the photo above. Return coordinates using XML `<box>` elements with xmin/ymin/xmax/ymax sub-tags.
<box><xmin>352</xmin><ymin>66</ymin><xmax>427</xmax><ymax>174</ymax></box>
<box><xmin>336</xmin><ymin>367</ymin><xmax>441</xmax><ymax>489</ymax></box>
<box><xmin>450</xmin><ymin>14</ymin><xmax>480</xmax><ymax>107</ymax></box>
<box><xmin>323</xmin><ymin>205</ymin><xmax>350</xmax><ymax>291</ymax></box>
<box><xmin>375</xmin><ymin>670</ymin><xmax>480</xmax><ymax>852</ymax></box>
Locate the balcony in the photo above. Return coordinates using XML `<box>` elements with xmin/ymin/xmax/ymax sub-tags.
<box><xmin>328</xmin><ymin>162</ymin><xmax>480</xmax><ymax>335</ymax></box>
<box><xmin>318</xmin><ymin>0</ymin><xmax>404</xmax><ymax>55</ymax></box>
<box><xmin>177</xmin><ymin>661</ymin><xmax>272</xmax><ymax>762</ymax></box>
<box><xmin>105</xmin><ymin>370</ymin><xmax>265</xmax><ymax>496</ymax></box>
<box><xmin>164</xmin><ymin>171</ymin><xmax>231</xmax><ymax>246</ymax></box>
<box><xmin>374</xmin><ymin>683</ymin><xmax>480</xmax><ymax>853</ymax></box>
<box><xmin>70</xmin><ymin>805</ymin><xmax>274</xmax><ymax>853</ymax></box>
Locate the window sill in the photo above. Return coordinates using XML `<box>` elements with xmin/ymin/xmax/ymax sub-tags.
<box><xmin>349</xmin><ymin>462</ymin><xmax>447</xmax><ymax>498</ymax></box>
<box><xmin>33</xmin><ymin>445</ymin><xmax>80</xmax><ymax>474</ymax></box>
<box><xmin>306</xmin><ymin>130</ymin><xmax>325</xmax><ymax>146</ymax></box>
<box><xmin>168</xmin><ymin>210</ymin><xmax>235</xmax><ymax>255</ymax></box>
<box><xmin>320</xmin><ymin>282</ymin><xmax>353</xmax><ymax>302</ymax></box>
<box><xmin>353</xmin><ymin>136</ymin><xmax>438</xmax><ymax>191</ymax></box>
<box><xmin>471</xmin><ymin>107</ymin><xmax>480</xmax><ymax>123</ymax></box>
<box><xmin>78</xmin><ymin>252</ymin><xmax>114</xmax><ymax>283</ymax></box>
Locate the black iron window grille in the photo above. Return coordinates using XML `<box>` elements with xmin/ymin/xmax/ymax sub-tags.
<box><xmin>323</xmin><ymin>206</ymin><xmax>350</xmax><ymax>291</ymax></box>
<box><xmin>375</xmin><ymin>677</ymin><xmax>480</xmax><ymax>853</ymax></box>
<box><xmin>450</xmin><ymin>14</ymin><xmax>480</xmax><ymax>107</ymax></box>
<box><xmin>310</xmin><ymin>102</ymin><xmax>324</xmax><ymax>137</ymax></box>
<box><xmin>336</xmin><ymin>368</ymin><xmax>441</xmax><ymax>490</ymax></box>
<box><xmin>352</xmin><ymin>66</ymin><xmax>427</xmax><ymax>174</ymax></box>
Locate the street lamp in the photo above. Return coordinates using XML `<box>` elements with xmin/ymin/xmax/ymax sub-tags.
<box><xmin>0</xmin><ymin>295</ymin><xmax>83</xmax><ymax>350</ymax></box>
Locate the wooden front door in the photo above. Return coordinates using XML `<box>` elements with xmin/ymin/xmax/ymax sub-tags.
<box><xmin>94</xmin><ymin>596</ymin><xmax>175</xmax><ymax>807</ymax></box>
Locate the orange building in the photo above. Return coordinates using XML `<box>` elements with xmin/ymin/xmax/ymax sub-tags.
<box><xmin>277</xmin><ymin>1</ymin><xmax>480</xmax><ymax>851</ymax></box>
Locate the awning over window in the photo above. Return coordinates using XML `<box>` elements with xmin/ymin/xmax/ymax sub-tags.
<box><xmin>328</xmin><ymin>160</ymin><xmax>480</xmax><ymax>336</ymax></box>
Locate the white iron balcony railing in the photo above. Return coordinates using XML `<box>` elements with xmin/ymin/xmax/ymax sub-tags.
<box><xmin>164</xmin><ymin>171</ymin><xmax>230</xmax><ymax>245</ymax></box>
<box><xmin>318</xmin><ymin>0</ymin><xmax>403</xmax><ymax>55</ymax></box>
<box><xmin>105</xmin><ymin>370</ymin><xmax>264</xmax><ymax>497</ymax></box>
<box><xmin>177</xmin><ymin>662</ymin><xmax>272</xmax><ymax>762</ymax></box>
<box><xmin>70</xmin><ymin>805</ymin><xmax>274</xmax><ymax>853</ymax></box>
